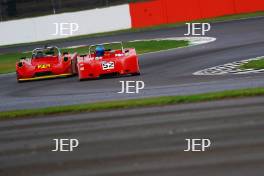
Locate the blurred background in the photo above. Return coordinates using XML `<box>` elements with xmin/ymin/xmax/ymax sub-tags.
<box><xmin>0</xmin><ymin>0</ymin><xmax>146</xmax><ymax>21</ymax></box>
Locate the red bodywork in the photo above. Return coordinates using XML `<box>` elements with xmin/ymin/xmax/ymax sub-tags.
<box><xmin>77</xmin><ymin>48</ymin><xmax>140</xmax><ymax>80</ymax></box>
<box><xmin>16</xmin><ymin>47</ymin><xmax>77</xmax><ymax>82</ymax></box>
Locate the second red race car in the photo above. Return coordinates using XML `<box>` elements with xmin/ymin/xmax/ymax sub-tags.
<box><xmin>16</xmin><ymin>46</ymin><xmax>77</xmax><ymax>82</ymax></box>
<box><xmin>77</xmin><ymin>42</ymin><xmax>140</xmax><ymax>80</ymax></box>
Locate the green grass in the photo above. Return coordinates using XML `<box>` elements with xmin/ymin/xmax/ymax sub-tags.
<box><xmin>1</xmin><ymin>87</ymin><xmax>264</xmax><ymax>120</ymax></box>
<box><xmin>0</xmin><ymin>52</ymin><xmax>30</xmax><ymax>74</ymax></box>
<box><xmin>240</xmin><ymin>58</ymin><xmax>264</xmax><ymax>70</ymax></box>
<box><xmin>66</xmin><ymin>40</ymin><xmax>189</xmax><ymax>55</ymax></box>
<box><xmin>0</xmin><ymin>40</ymin><xmax>188</xmax><ymax>74</ymax></box>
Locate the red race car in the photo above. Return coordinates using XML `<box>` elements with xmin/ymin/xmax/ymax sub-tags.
<box><xmin>16</xmin><ymin>46</ymin><xmax>77</xmax><ymax>82</ymax></box>
<box><xmin>77</xmin><ymin>42</ymin><xmax>140</xmax><ymax>80</ymax></box>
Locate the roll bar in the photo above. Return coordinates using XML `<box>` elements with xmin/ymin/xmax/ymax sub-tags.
<box><xmin>32</xmin><ymin>46</ymin><xmax>61</xmax><ymax>56</ymax></box>
<box><xmin>88</xmin><ymin>42</ymin><xmax>124</xmax><ymax>56</ymax></box>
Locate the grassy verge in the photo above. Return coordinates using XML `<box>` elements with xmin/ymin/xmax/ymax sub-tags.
<box><xmin>0</xmin><ymin>40</ymin><xmax>189</xmax><ymax>74</ymax></box>
<box><xmin>1</xmin><ymin>87</ymin><xmax>264</xmax><ymax>120</ymax></box>
<box><xmin>240</xmin><ymin>58</ymin><xmax>264</xmax><ymax>70</ymax></box>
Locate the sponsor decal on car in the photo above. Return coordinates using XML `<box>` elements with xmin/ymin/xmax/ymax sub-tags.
<box><xmin>37</xmin><ymin>64</ymin><xmax>51</xmax><ymax>69</ymax></box>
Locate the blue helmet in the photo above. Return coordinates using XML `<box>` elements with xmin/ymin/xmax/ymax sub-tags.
<box><xmin>95</xmin><ymin>45</ymin><xmax>105</xmax><ymax>57</ymax></box>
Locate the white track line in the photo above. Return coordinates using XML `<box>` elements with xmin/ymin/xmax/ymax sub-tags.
<box><xmin>193</xmin><ymin>56</ymin><xmax>264</xmax><ymax>75</ymax></box>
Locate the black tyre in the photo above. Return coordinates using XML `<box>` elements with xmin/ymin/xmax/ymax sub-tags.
<box><xmin>131</xmin><ymin>72</ymin><xmax>141</xmax><ymax>76</ymax></box>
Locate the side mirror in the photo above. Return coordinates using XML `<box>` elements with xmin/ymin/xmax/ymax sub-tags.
<box><xmin>64</xmin><ymin>57</ymin><xmax>69</xmax><ymax>62</ymax></box>
<box><xmin>17</xmin><ymin>62</ymin><xmax>23</xmax><ymax>67</ymax></box>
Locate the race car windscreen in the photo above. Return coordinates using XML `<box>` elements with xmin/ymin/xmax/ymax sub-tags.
<box><xmin>32</xmin><ymin>48</ymin><xmax>59</xmax><ymax>58</ymax></box>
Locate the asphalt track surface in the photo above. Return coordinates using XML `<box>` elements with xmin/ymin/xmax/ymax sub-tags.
<box><xmin>1</xmin><ymin>17</ymin><xmax>264</xmax><ymax>176</ymax></box>
<box><xmin>0</xmin><ymin>96</ymin><xmax>264</xmax><ymax>176</ymax></box>
<box><xmin>1</xmin><ymin>17</ymin><xmax>264</xmax><ymax>111</ymax></box>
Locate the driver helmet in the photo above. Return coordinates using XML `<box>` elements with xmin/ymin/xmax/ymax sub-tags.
<box><xmin>95</xmin><ymin>45</ymin><xmax>105</xmax><ymax>57</ymax></box>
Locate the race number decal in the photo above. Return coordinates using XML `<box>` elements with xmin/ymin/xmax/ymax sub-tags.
<box><xmin>102</xmin><ymin>62</ymin><xmax>115</xmax><ymax>70</ymax></box>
